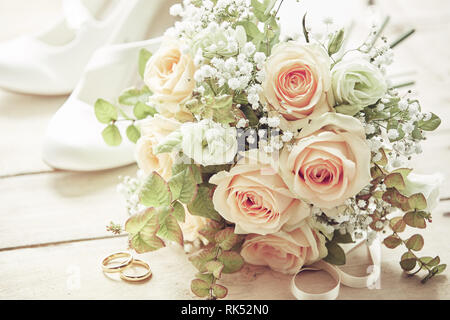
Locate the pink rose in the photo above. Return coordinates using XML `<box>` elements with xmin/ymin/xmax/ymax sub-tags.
<box><xmin>144</xmin><ymin>39</ymin><xmax>195</xmax><ymax>121</ymax></box>
<box><xmin>240</xmin><ymin>220</ymin><xmax>327</xmax><ymax>275</ymax></box>
<box><xmin>280</xmin><ymin>112</ymin><xmax>371</xmax><ymax>212</ymax></box>
<box><xmin>209</xmin><ymin>150</ymin><xmax>310</xmax><ymax>235</ymax></box>
<box><xmin>262</xmin><ymin>42</ymin><xmax>334</xmax><ymax>131</ymax></box>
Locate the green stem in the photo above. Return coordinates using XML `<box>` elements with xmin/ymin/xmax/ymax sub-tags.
<box><xmin>390</xmin><ymin>29</ymin><xmax>416</xmax><ymax>49</ymax></box>
<box><xmin>390</xmin><ymin>81</ymin><xmax>416</xmax><ymax>89</ymax></box>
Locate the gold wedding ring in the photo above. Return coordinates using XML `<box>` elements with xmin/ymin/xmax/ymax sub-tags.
<box><xmin>120</xmin><ymin>259</ymin><xmax>153</xmax><ymax>282</ymax></box>
<box><xmin>101</xmin><ymin>252</ymin><xmax>133</xmax><ymax>273</ymax></box>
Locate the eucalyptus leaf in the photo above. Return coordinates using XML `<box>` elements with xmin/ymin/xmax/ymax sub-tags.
<box><xmin>191</xmin><ymin>279</ymin><xmax>210</xmax><ymax>298</ymax></box>
<box><xmin>217</xmin><ymin>251</ymin><xmax>244</xmax><ymax>274</ymax></box>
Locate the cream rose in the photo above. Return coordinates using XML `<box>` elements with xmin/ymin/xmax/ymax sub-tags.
<box><xmin>403</xmin><ymin>173</ymin><xmax>443</xmax><ymax>212</ymax></box>
<box><xmin>144</xmin><ymin>39</ymin><xmax>195</xmax><ymax>121</ymax></box>
<box><xmin>240</xmin><ymin>220</ymin><xmax>327</xmax><ymax>275</ymax></box>
<box><xmin>209</xmin><ymin>150</ymin><xmax>311</xmax><ymax>235</ymax></box>
<box><xmin>280</xmin><ymin>112</ymin><xmax>371</xmax><ymax>211</ymax></box>
<box><xmin>262</xmin><ymin>42</ymin><xmax>334</xmax><ymax>131</ymax></box>
<box><xmin>135</xmin><ymin>115</ymin><xmax>181</xmax><ymax>180</ymax></box>
<box><xmin>181</xmin><ymin>211</ymin><xmax>209</xmax><ymax>244</ymax></box>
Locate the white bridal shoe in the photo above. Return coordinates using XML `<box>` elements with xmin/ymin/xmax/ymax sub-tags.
<box><xmin>0</xmin><ymin>0</ymin><xmax>164</xmax><ymax>95</ymax></box>
<box><xmin>43</xmin><ymin>37</ymin><xmax>163</xmax><ymax>171</ymax></box>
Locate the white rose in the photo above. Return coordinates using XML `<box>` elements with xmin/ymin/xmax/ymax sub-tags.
<box><xmin>180</xmin><ymin>119</ymin><xmax>238</xmax><ymax>166</ymax></box>
<box><xmin>403</xmin><ymin>173</ymin><xmax>443</xmax><ymax>212</ymax></box>
<box><xmin>332</xmin><ymin>59</ymin><xmax>387</xmax><ymax>110</ymax></box>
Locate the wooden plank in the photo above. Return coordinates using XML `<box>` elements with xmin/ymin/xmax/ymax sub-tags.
<box><xmin>0</xmin><ymin>165</ymin><xmax>137</xmax><ymax>250</ymax></box>
<box><xmin>1</xmin><ymin>199</ymin><xmax>449</xmax><ymax>299</ymax></box>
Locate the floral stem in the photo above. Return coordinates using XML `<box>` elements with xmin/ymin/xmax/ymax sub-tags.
<box><xmin>390</xmin><ymin>29</ymin><xmax>416</xmax><ymax>49</ymax></box>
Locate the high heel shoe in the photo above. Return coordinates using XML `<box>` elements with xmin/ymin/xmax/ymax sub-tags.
<box><xmin>0</xmin><ymin>0</ymin><xmax>165</xmax><ymax>95</ymax></box>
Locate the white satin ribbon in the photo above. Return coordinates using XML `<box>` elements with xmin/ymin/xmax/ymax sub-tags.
<box><xmin>291</xmin><ymin>237</ymin><xmax>381</xmax><ymax>300</ymax></box>
<box><xmin>62</xmin><ymin>0</ymin><xmax>94</xmax><ymax>30</ymax></box>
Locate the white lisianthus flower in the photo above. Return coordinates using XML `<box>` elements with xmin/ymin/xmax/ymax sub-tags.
<box><xmin>332</xmin><ymin>59</ymin><xmax>387</xmax><ymax>110</ymax></box>
<box><xmin>180</xmin><ymin>119</ymin><xmax>238</xmax><ymax>166</ymax></box>
<box><xmin>403</xmin><ymin>173</ymin><xmax>443</xmax><ymax>212</ymax></box>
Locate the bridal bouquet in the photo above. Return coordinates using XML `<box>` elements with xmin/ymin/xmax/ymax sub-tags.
<box><xmin>97</xmin><ymin>0</ymin><xmax>445</xmax><ymax>299</ymax></box>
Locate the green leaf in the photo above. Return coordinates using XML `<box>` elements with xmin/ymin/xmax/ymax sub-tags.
<box><xmin>374</xmin><ymin>149</ymin><xmax>388</xmax><ymax>167</ymax></box>
<box><xmin>403</xmin><ymin>211</ymin><xmax>426</xmax><ymax>229</ymax></box>
<box><xmin>172</xmin><ymin>201</ymin><xmax>186</xmax><ymax>223</ymax></box>
<box><xmin>332</xmin><ymin>230</ymin><xmax>354</xmax><ymax>244</ymax></box>
<box><xmin>125</xmin><ymin>208</ymin><xmax>165</xmax><ymax>253</ymax></box>
<box><xmin>385</xmin><ymin>173</ymin><xmax>406</xmax><ymax>190</ymax></box>
<box><xmin>102</xmin><ymin>125</ymin><xmax>122</xmax><ymax>146</ymax></box>
<box><xmin>130</xmin><ymin>233</ymin><xmax>165</xmax><ymax>253</ymax></box>
<box><xmin>335</xmin><ymin>104</ymin><xmax>362</xmax><ymax>116</ymax></box>
<box><xmin>418</xmin><ymin>113</ymin><xmax>441</xmax><ymax>131</ymax></box>
<box><xmin>139</xmin><ymin>172</ymin><xmax>172</xmax><ymax>207</ymax></box>
<box><xmin>383</xmin><ymin>235</ymin><xmax>402</xmax><ymax>249</ymax></box>
<box><xmin>191</xmin><ymin>279</ymin><xmax>210</xmax><ymax>298</ymax></box>
<box><xmin>212</xmin><ymin>284</ymin><xmax>228</xmax><ymax>299</ymax></box>
<box><xmin>119</xmin><ymin>87</ymin><xmax>152</xmax><ymax>106</ymax></box>
<box><xmin>328</xmin><ymin>28</ymin><xmax>345</xmax><ymax>55</ymax></box>
<box><xmin>196</xmin><ymin>273</ymin><xmax>214</xmax><ymax>285</ymax></box>
<box><xmin>392</xmin><ymin>168</ymin><xmax>413</xmax><ymax>179</ymax></box>
<box><xmin>400</xmin><ymin>252</ymin><xmax>417</xmax><ymax>271</ymax></box>
<box><xmin>95</xmin><ymin>99</ymin><xmax>118</xmax><ymax>124</ymax></box>
<box><xmin>134</xmin><ymin>102</ymin><xmax>157</xmax><ymax>120</ymax></box>
<box><xmin>187</xmin><ymin>184</ymin><xmax>222</xmax><ymax>222</ymax></box>
<box><xmin>323</xmin><ymin>242</ymin><xmax>346</xmax><ymax>266</ymax></box>
<box><xmin>189</xmin><ymin>247</ymin><xmax>218</xmax><ymax>272</ymax></box>
<box><xmin>139</xmin><ymin>48</ymin><xmax>152</xmax><ymax>79</ymax></box>
<box><xmin>157</xmin><ymin>214</ymin><xmax>183</xmax><ymax>246</ymax></box>
<box><xmin>125</xmin><ymin>208</ymin><xmax>159</xmax><ymax>235</ymax></box>
<box><xmin>432</xmin><ymin>264</ymin><xmax>447</xmax><ymax>275</ymax></box>
<box><xmin>126</xmin><ymin>125</ymin><xmax>141</xmax><ymax>144</ymax></box>
<box><xmin>215</xmin><ymin>228</ymin><xmax>239</xmax><ymax>250</ymax></box>
<box><xmin>408</xmin><ymin>193</ymin><xmax>427</xmax><ymax>211</ymax></box>
<box><xmin>420</xmin><ymin>256</ymin><xmax>440</xmax><ymax>267</ymax></box>
<box><xmin>217</xmin><ymin>251</ymin><xmax>244</xmax><ymax>274</ymax></box>
<box><xmin>382</xmin><ymin>188</ymin><xmax>411</xmax><ymax>211</ymax></box>
<box><xmin>237</xmin><ymin>21</ymin><xmax>264</xmax><ymax>44</ymax></box>
<box><xmin>205</xmin><ymin>260</ymin><xmax>224</xmax><ymax>278</ymax></box>
<box><xmin>251</xmin><ymin>0</ymin><xmax>270</xmax><ymax>22</ymax></box>
<box><xmin>169</xmin><ymin>167</ymin><xmax>198</xmax><ymax>204</ymax></box>
<box><xmin>240</xmin><ymin>105</ymin><xmax>259</xmax><ymax>127</ymax></box>
<box><xmin>154</xmin><ymin>131</ymin><xmax>182</xmax><ymax>154</ymax></box>
<box><xmin>406</xmin><ymin>234</ymin><xmax>424</xmax><ymax>251</ymax></box>
<box><xmin>390</xmin><ymin>216</ymin><xmax>406</xmax><ymax>233</ymax></box>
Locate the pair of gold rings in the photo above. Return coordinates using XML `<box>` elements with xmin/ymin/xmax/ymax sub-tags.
<box><xmin>101</xmin><ymin>252</ymin><xmax>152</xmax><ymax>282</ymax></box>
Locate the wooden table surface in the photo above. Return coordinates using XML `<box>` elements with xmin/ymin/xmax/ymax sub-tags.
<box><xmin>0</xmin><ymin>0</ymin><xmax>449</xmax><ymax>300</ymax></box>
